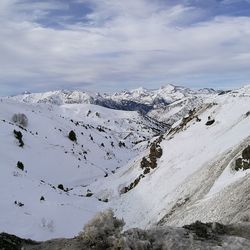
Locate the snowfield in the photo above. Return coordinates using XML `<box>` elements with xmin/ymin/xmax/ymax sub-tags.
<box><xmin>0</xmin><ymin>99</ymin><xmax>161</xmax><ymax>240</ymax></box>
<box><xmin>0</xmin><ymin>85</ymin><xmax>250</xmax><ymax>241</ymax></box>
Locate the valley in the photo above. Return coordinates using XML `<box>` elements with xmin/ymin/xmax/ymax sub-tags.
<box><xmin>0</xmin><ymin>84</ymin><xmax>249</xmax><ymax>247</ymax></box>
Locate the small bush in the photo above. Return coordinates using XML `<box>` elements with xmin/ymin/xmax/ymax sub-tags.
<box><xmin>68</xmin><ymin>130</ymin><xmax>77</xmax><ymax>142</ymax></box>
<box><xmin>234</xmin><ymin>145</ymin><xmax>250</xmax><ymax>171</ymax></box>
<box><xmin>78</xmin><ymin>209</ymin><xmax>124</xmax><ymax>249</ymax></box>
<box><xmin>205</xmin><ymin>119</ymin><xmax>215</xmax><ymax>126</ymax></box>
<box><xmin>17</xmin><ymin>161</ymin><xmax>24</xmax><ymax>171</ymax></box>
<box><xmin>242</xmin><ymin>145</ymin><xmax>250</xmax><ymax>159</ymax></box>
<box><xmin>14</xmin><ymin>201</ymin><xmax>24</xmax><ymax>207</ymax></box>
<box><xmin>86</xmin><ymin>192</ymin><xmax>93</xmax><ymax>197</ymax></box>
<box><xmin>12</xmin><ymin>113</ymin><xmax>28</xmax><ymax>127</ymax></box>
<box><xmin>143</xmin><ymin>167</ymin><xmax>150</xmax><ymax>175</ymax></box>
<box><xmin>118</xmin><ymin>141</ymin><xmax>126</xmax><ymax>147</ymax></box>
<box><xmin>57</xmin><ymin>184</ymin><xmax>64</xmax><ymax>191</ymax></box>
<box><xmin>13</xmin><ymin>130</ymin><xmax>24</xmax><ymax>147</ymax></box>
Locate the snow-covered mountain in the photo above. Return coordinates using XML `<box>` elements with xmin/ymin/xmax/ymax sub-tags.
<box><xmin>0</xmin><ymin>84</ymin><xmax>249</xmax><ymax>244</ymax></box>
<box><xmin>0</xmin><ymin>99</ymin><xmax>165</xmax><ymax>240</ymax></box>
<box><xmin>89</xmin><ymin>87</ymin><xmax>250</xmax><ymax>230</ymax></box>
<box><xmin>7</xmin><ymin>84</ymin><xmax>217</xmax><ymax>114</ymax></box>
<box><xmin>109</xmin><ymin>84</ymin><xmax>216</xmax><ymax>106</ymax></box>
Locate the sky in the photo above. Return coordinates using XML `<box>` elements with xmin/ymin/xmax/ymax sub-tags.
<box><xmin>1</xmin><ymin>0</ymin><xmax>250</xmax><ymax>95</ymax></box>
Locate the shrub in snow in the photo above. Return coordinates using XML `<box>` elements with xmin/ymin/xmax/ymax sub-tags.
<box><xmin>235</xmin><ymin>145</ymin><xmax>250</xmax><ymax>171</ymax></box>
<box><xmin>205</xmin><ymin>119</ymin><xmax>215</xmax><ymax>126</ymax></box>
<box><xmin>57</xmin><ymin>184</ymin><xmax>64</xmax><ymax>191</ymax></box>
<box><xmin>205</xmin><ymin>116</ymin><xmax>215</xmax><ymax>126</ymax></box>
<box><xmin>242</xmin><ymin>145</ymin><xmax>250</xmax><ymax>159</ymax></box>
<box><xmin>87</xmin><ymin>110</ymin><xmax>91</xmax><ymax>117</ymax></box>
<box><xmin>143</xmin><ymin>167</ymin><xmax>150</xmax><ymax>175</ymax></box>
<box><xmin>13</xmin><ymin>130</ymin><xmax>24</xmax><ymax>147</ymax></box>
<box><xmin>68</xmin><ymin>130</ymin><xmax>77</xmax><ymax>142</ymax></box>
<box><xmin>12</xmin><ymin>113</ymin><xmax>28</xmax><ymax>127</ymax></box>
<box><xmin>16</xmin><ymin>161</ymin><xmax>24</xmax><ymax>171</ymax></box>
<box><xmin>118</xmin><ymin>141</ymin><xmax>126</xmax><ymax>147</ymax></box>
<box><xmin>78</xmin><ymin>209</ymin><xmax>125</xmax><ymax>249</ymax></box>
<box><xmin>14</xmin><ymin>201</ymin><xmax>24</xmax><ymax>207</ymax></box>
<box><xmin>140</xmin><ymin>157</ymin><xmax>150</xmax><ymax>169</ymax></box>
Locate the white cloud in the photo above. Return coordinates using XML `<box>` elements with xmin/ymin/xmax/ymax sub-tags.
<box><xmin>0</xmin><ymin>0</ymin><xmax>250</xmax><ymax>95</ymax></box>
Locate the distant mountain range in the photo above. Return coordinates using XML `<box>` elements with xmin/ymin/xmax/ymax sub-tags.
<box><xmin>8</xmin><ymin>84</ymin><xmax>219</xmax><ymax>114</ymax></box>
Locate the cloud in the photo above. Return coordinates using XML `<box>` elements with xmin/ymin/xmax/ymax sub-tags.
<box><xmin>0</xmin><ymin>0</ymin><xmax>250</xmax><ymax>95</ymax></box>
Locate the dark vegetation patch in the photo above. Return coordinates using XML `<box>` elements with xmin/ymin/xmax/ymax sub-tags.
<box><xmin>122</xmin><ymin>136</ymin><xmax>163</xmax><ymax>194</ymax></box>
<box><xmin>183</xmin><ymin>221</ymin><xmax>228</xmax><ymax>241</ymax></box>
<box><xmin>205</xmin><ymin>119</ymin><xmax>215</xmax><ymax>126</ymax></box>
<box><xmin>0</xmin><ymin>232</ymin><xmax>37</xmax><ymax>250</ymax></box>
<box><xmin>16</xmin><ymin>161</ymin><xmax>24</xmax><ymax>171</ymax></box>
<box><xmin>235</xmin><ymin>145</ymin><xmax>250</xmax><ymax>171</ymax></box>
<box><xmin>13</xmin><ymin>130</ymin><xmax>24</xmax><ymax>147</ymax></box>
<box><xmin>68</xmin><ymin>130</ymin><xmax>77</xmax><ymax>142</ymax></box>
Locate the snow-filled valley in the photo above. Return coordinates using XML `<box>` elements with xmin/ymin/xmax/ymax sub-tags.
<box><xmin>0</xmin><ymin>85</ymin><xmax>250</xmax><ymax>242</ymax></box>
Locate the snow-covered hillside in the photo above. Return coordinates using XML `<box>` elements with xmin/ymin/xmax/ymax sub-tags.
<box><xmin>87</xmin><ymin>87</ymin><xmax>250</xmax><ymax>230</ymax></box>
<box><xmin>1</xmin><ymin>85</ymin><xmax>250</xmax><ymax>243</ymax></box>
<box><xmin>0</xmin><ymin>99</ymin><xmax>163</xmax><ymax>240</ymax></box>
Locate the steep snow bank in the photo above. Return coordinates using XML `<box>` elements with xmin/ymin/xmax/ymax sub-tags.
<box><xmin>90</xmin><ymin>90</ymin><xmax>250</xmax><ymax>230</ymax></box>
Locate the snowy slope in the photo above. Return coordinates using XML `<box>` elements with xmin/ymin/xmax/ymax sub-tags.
<box><xmin>88</xmin><ymin>87</ymin><xmax>250</xmax><ymax>230</ymax></box>
<box><xmin>147</xmin><ymin>96</ymin><xmax>204</xmax><ymax>125</ymax></box>
<box><xmin>0</xmin><ymin>99</ymin><xmax>162</xmax><ymax>240</ymax></box>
